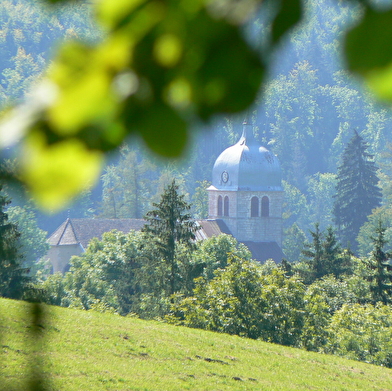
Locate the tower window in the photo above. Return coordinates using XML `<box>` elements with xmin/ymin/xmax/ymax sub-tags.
<box><xmin>262</xmin><ymin>196</ymin><xmax>269</xmax><ymax>217</ymax></box>
<box><xmin>217</xmin><ymin>195</ymin><xmax>223</xmax><ymax>217</ymax></box>
<box><xmin>224</xmin><ymin>196</ymin><xmax>229</xmax><ymax>217</ymax></box>
<box><xmin>251</xmin><ymin>196</ymin><xmax>259</xmax><ymax>217</ymax></box>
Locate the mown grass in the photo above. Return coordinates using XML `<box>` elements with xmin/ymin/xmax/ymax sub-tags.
<box><xmin>1</xmin><ymin>298</ymin><xmax>392</xmax><ymax>391</ymax></box>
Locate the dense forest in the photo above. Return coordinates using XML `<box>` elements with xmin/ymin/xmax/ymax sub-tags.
<box><xmin>3</xmin><ymin>0</ymin><xmax>392</xmax><ymax>373</ymax></box>
<box><xmin>2</xmin><ymin>0</ymin><xmax>391</xmax><ymax>258</ymax></box>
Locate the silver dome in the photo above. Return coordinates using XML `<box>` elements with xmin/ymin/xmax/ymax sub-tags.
<box><xmin>212</xmin><ymin>122</ymin><xmax>282</xmax><ymax>191</ymax></box>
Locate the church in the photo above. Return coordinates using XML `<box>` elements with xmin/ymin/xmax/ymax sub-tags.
<box><xmin>46</xmin><ymin>119</ymin><xmax>285</xmax><ymax>273</ymax></box>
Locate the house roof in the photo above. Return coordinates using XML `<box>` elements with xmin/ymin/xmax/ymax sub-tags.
<box><xmin>48</xmin><ymin>218</ymin><xmax>145</xmax><ymax>249</ymax></box>
<box><xmin>48</xmin><ymin>218</ymin><xmax>283</xmax><ymax>263</ymax></box>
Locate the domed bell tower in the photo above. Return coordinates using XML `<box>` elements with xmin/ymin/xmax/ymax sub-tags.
<box><xmin>207</xmin><ymin>119</ymin><xmax>284</xmax><ymax>246</ymax></box>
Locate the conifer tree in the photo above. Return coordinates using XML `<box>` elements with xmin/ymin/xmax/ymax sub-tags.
<box><xmin>302</xmin><ymin>223</ymin><xmax>324</xmax><ymax>282</ymax></box>
<box><xmin>0</xmin><ymin>186</ymin><xmax>29</xmax><ymax>299</ymax></box>
<box><xmin>322</xmin><ymin>226</ymin><xmax>352</xmax><ymax>277</ymax></box>
<box><xmin>363</xmin><ymin>220</ymin><xmax>392</xmax><ymax>305</ymax></box>
<box><xmin>142</xmin><ymin>180</ymin><xmax>199</xmax><ymax>295</ymax></box>
<box><xmin>333</xmin><ymin>131</ymin><xmax>381</xmax><ymax>252</ymax></box>
<box><xmin>301</xmin><ymin>224</ymin><xmax>348</xmax><ymax>283</ymax></box>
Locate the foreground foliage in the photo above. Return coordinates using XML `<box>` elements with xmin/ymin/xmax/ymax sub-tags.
<box><xmin>168</xmin><ymin>259</ymin><xmax>306</xmax><ymax>345</ymax></box>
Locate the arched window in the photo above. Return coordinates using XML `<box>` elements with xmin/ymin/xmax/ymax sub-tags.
<box><xmin>224</xmin><ymin>196</ymin><xmax>229</xmax><ymax>216</ymax></box>
<box><xmin>261</xmin><ymin>196</ymin><xmax>269</xmax><ymax>217</ymax></box>
<box><xmin>217</xmin><ymin>195</ymin><xmax>223</xmax><ymax>217</ymax></box>
<box><xmin>251</xmin><ymin>196</ymin><xmax>259</xmax><ymax>217</ymax></box>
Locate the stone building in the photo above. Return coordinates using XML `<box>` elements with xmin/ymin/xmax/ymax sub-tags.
<box><xmin>46</xmin><ymin>120</ymin><xmax>284</xmax><ymax>272</ymax></box>
<box><xmin>46</xmin><ymin>218</ymin><xmax>235</xmax><ymax>273</ymax></box>
<box><xmin>207</xmin><ymin>119</ymin><xmax>284</xmax><ymax>259</ymax></box>
<box><xmin>47</xmin><ymin>218</ymin><xmax>145</xmax><ymax>273</ymax></box>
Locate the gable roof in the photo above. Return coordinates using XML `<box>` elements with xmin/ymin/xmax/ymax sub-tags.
<box><xmin>48</xmin><ymin>218</ymin><xmax>145</xmax><ymax>249</ymax></box>
<box><xmin>48</xmin><ymin>218</ymin><xmax>232</xmax><ymax>248</ymax></box>
<box><xmin>47</xmin><ymin>218</ymin><xmax>78</xmax><ymax>246</ymax></box>
<box><xmin>47</xmin><ymin>218</ymin><xmax>283</xmax><ymax>263</ymax></box>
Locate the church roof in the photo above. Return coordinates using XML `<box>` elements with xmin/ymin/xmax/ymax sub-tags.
<box><xmin>48</xmin><ymin>218</ymin><xmax>231</xmax><ymax>248</ymax></box>
<box><xmin>211</xmin><ymin>121</ymin><xmax>282</xmax><ymax>192</ymax></box>
<box><xmin>241</xmin><ymin>241</ymin><xmax>285</xmax><ymax>263</ymax></box>
<box><xmin>48</xmin><ymin>218</ymin><xmax>145</xmax><ymax>249</ymax></box>
<box><xmin>195</xmin><ymin>219</ymin><xmax>232</xmax><ymax>240</ymax></box>
<box><xmin>47</xmin><ymin>218</ymin><xmax>282</xmax><ymax>263</ymax></box>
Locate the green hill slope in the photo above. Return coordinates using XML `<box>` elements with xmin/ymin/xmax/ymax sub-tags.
<box><xmin>1</xmin><ymin>298</ymin><xmax>392</xmax><ymax>391</ymax></box>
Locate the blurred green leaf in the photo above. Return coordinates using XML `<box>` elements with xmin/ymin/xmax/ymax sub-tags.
<box><xmin>366</xmin><ymin>64</ymin><xmax>392</xmax><ymax>101</ymax></box>
<box><xmin>122</xmin><ymin>102</ymin><xmax>188</xmax><ymax>157</ymax></box>
<box><xmin>187</xmin><ymin>11</ymin><xmax>264</xmax><ymax>118</ymax></box>
<box><xmin>97</xmin><ymin>0</ymin><xmax>147</xmax><ymax>29</ymax></box>
<box><xmin>272</xmin><ymin>0</ymin><xmax>302</xmax><ymax>44</ymax></box>
<box><xmin>21</xmin><ymin>134</ymin><xmax>103</xmax><ymax>212</ymax></box>
<box><xmin>345</xmin><ymin>6</ymin><xmax>392</xmax><ymax>100</ymax></box>
<box><xmin>345</xmin><ymin>7</ymin><xmax>392</xmax><ymax>73</ymax></box>
<box><xmin>0</xmin><ymin>0</ymin><xmax>298</xmax><ymax>211</ymax></box>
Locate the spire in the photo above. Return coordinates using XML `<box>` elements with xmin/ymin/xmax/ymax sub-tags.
<box><xmin>239</xmin><ymin>111</ymin><xmax>256</xmax><ymax>145</ymax></box>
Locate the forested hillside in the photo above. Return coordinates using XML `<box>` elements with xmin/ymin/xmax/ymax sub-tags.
<box><xmin>4</xmin><ymin>0</ymin><xmax>392</xmax><ymax>379</ymax></box>
<box><xmin>95</xmin><ymin>0</ymin><xmax>392</xmax><ymax>258</ymax></box>
<box><xmin>0</xmin><ymin>0</ymin><xmax>98</xmax><ymax>106</ymax></box>
<box><xmin>2</xmin><ymin>0</ymin><xmax>392</xmax><ymax>254</ymax></box>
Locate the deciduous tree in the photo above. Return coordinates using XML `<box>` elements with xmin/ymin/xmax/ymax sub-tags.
<box><xmin>7</xmin><ymin>205</ymin><xmax>49</xmax><ymax>274</ymax></box>
<box><xmin>191</xmin><ymin>180</ymin><xmax>210</xmax><ymax>219</ymax></box>
<box><xmin>324</xmin><ymin>303</ymin><xmax>392</xmax><ymax>367</ymax></box>
<box><xmin>169</xmin><ymin>258</ymin><xmax>306</xmax><ymax>345</ymax></box>
<box><xmin>39</xmin><ymin>230</ymin><xmax>142</xmax><ymax>315</ymax></box>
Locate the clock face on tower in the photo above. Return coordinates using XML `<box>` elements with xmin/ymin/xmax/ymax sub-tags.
<box><xmin>221</xmin><ymin>171</ymin><xmax>229</xmax><ymax>183</ymax></box>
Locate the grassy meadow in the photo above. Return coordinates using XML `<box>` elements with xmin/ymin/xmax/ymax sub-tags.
<box><xmin>1</xmin><ymin>298</ymin><xmax>392</xmax><ymax>390</ymax></box>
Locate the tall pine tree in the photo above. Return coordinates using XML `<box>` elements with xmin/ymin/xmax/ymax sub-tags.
<box><xmin>142</xmin><ymin>180</ymin><xmax>199</xmax><ymax>295</ymax></box>
<box><xmin>301</xmin><ymin>223</ymin><xmax>346</xmax><ymax>283</ymax></box>
<box><xmin>0</xmin><ymin>186</ymin><xmax>29</xmax><ymax>299</ymax></box>
<box><xmin>363</xmin><ymin>220</ymin><xmax>392</xmax><ymax>305</ymax></box>
<box><xmin>333</xmin><ymin>131</ymin><xmax>381</xmax><ymax>253</ymax></box>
